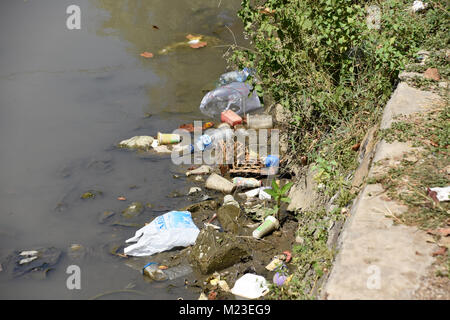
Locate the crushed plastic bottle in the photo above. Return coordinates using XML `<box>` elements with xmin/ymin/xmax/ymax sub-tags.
<box><xmin>199</xmin><ymin>82</ymin><xmax>262</xmax><ymax>118</ymax></box>
<box><xmin>143</xmin><ymin>262</ymin><xmax>193</xmax><ymax>281</ymax></box>
<box><xmin>217</xmin><ymin>68</ymin><xmax>254</xmax><ymax>87</ymax></box>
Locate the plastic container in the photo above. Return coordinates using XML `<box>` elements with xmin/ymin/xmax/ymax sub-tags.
<box><xmin>232</xmin><ymin>177</ymin><xmax>261</xmax><ymax>189</ymax></box>
<box><xmin>246</xmin><ymin>114</ymin><xmax>273</xmax><ymax>129</ymax></box>
<box><xmin>143</xmin><ymin>263</ymin><xmax>193</xmax><ymax>281</ymax></box>
<box><xmin>221</xmin><ymin>110</ymin><xmax>243</xmax><ymax>126</ymax></box>
<box><xmin>231</xmin><ymin>273</ymin><xmax>269</xmax><ymax>300</ymax></box>
<box><xmin>252</xmin><ymin>216</ymin><xmax>279</xmax><ymax>239</ymax></box>
<box><xmin>205</xmin><ymin>173</ymin><xmax>236</xmax><ymax>194</ymax></box>
<box><xmin>217</xmin><ymin>68</ymin><xmax>253</xmax><ymax>87</ymax></box>
<box><xmin>199</xmin><ymin>82</ymin><xmax>262</xmax><ymax>118</ymax></box>
<box><xmin>157</xmin><ymin>132</ymin><xmax>181</xmax><ymax>145</ymax></box>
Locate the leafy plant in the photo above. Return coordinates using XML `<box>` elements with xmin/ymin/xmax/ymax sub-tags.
<box><xmin>264</xmin><ymin>180</ymin><xmax>293</xmax><ymax>219</ymax></box>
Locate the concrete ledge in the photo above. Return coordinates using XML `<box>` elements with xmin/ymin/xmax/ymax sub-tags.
<box><xmin>322</xmin><ymin>82</ymin><xmax>442</xmax><ymax>300</ymax></box>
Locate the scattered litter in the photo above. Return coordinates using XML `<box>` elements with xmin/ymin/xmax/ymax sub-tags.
<box><xmin>232</xmin><ymin>177</ymin><xmax>261</xmax><ymax>189</ymax></box>
<box><xmin>246</xmin><ymin>114</ymin><xmax>273</xmax><ymax>129</ymax></box>
<box><xmin>223</xmin><ymin>195</ymin><xmax>239</xmax><ymax>208</ymax></box>
<box><xmin>273</xmin><ymin>271</ymin><xmax>289</xmax><ymax>286</ymax></box>
<box><xmin>124</xmin><ymin>211</ymin><xmax>200</xmax><ymax>256</ymax></box>
<box><xmin>221</xmin><ymin>110</ymin><xmax>242</xmax><ymax>126</ymax></box>
<box><xmin>205</xmin><ymin>173</ymin><xmax>236</xmax><ymax>194</ymax></box>
<box><xmin>117</xmin><ymin>196</ymin><xmax>126</xmax><ymax>201</ymax></box>
<box><xmin>217</xmin><ymin>68</ymin><xmax>254</xmax><ymax>87</ymax></box>
<box><xmin>253</xmin><ymin>216</ymin><xmax>279</xmax><ymax>239</ymax></box>
<box><xmin>199</xmin><ymin>82</ymin><xmax>262</xmax><ymax>118</ymax></box>
<box><xmin>198</xmin><ymin>292</ymin><xmax>208</xmax><ymax>300</ymax></box>
<box><xmin>244</xmin><ymin>187</ymin><xmax>271</xmax><ymax>200</ymax></box>
<box><xmin>19</xmin><ymin>256</ymin><xmax>38</xmax><ymax>265</ymax></box>
<box><xmin>140</xmin><ymin>52</ymin><xmax>154</xmax><ymax>58</ymax></box>
<box><xmin>428</xmin><ymin>186</ymin><xmax>449</xmax><ymax>202</ymax></box>
<box><xmin>119</xmin><ymin>136</ymin><xmax>154</xmax><ymax>150</ymax></box>
<box><xmin>203</xmin><ymin>222</ymin><xmax>220</xmax><ymax>230</ymax></box>
<box><xmin>283</xmin><ymin>251</ymin><xmax>292</xmax><ymax>263</ymax></box>
<box><xmin>265</xmin><ymin>257</ymin><xmax>283</xmax><ymax>271</ymax></box>
<box><xmin>188</xmin><ymin>187</ymin><xmax>202</xmax><ymax>195</ymax></box>
<box><xmin>13</xmin><ymin>247</ymin><xmax>62</xmax><ymax>278</ymax></box>
<box><xmin>231</xmin><ymin>273</ymin><xmax>269</xmax><ymax>299</ymax></box>
<box><xmin>411</xmin><ymin>1</ymin><xmax>428</xmax><ymax>13</ymax></box>
<box><xmin>186</xmin><ymin>165</ymin><xmax>212</xmax><ymax>176</ymax></box>
<box><xmin>157</xmin><ymin>132</ymin><xmax>181</xmax><ymax>145</ymax></box>
<box><xmin>153</xmin><ymin>144</ymin><xmax>172</xmax><ymax>153</ymax></box>
<box><xmin>142</xmin><ymin>262</ymin><xmax>193</xmax><ymax>281</ymax></box>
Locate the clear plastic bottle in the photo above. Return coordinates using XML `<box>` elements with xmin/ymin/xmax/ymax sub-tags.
<box><xmin>143</xmin><ymin>263</ymin><xmax>193</xmax><ymax>281</ymax></box>
<box><xmin>217</xmin><ymin>68</ymin><xmax>253</xmax><ymax>87</ymax></box>
<box><xmin>199</xmin><ymin>82</ymin><xmax>262</xmax><ymax>118</ymax></box>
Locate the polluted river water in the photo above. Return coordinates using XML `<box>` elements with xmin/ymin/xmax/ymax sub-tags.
<box><xmin>0</xmin><ymin>0</ymin><xmax>246</xmax><ymax>299</ymax></box>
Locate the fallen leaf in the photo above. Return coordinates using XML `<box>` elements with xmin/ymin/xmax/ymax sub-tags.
<box><xmin>189</xmin><ymin>41</ymin><xmax>207</xmax><ymax>49</ymax></box>
<box><xmin>158</xmin><ymin>265</ymin><xmax>168</xmax><ymax>270</ymax></box>
<box><xmin>117</xmin><ymin>196</ymin><xmax>126</xmax><ymax>201</ymax></box>
<box><xmin>427</xmin><ymin>188</ymin><xmax>439</xmax><ymax>203</ymax></box>
<box><xmin>140</xmin><ymin>52</ymin><xmax>154</xmax><ymax>58</ymax></box>
<box><xmin>432</xmin><ymin>246</ymin><xmax>447</xmax><ymax>257</ymax></box>
<box><xmin>152</xmin><ymin>25</ymin><xmax>159</xmax><ymax>30</ymax></box>
<box><xmin>352</xmin><ymin>143</ymin><xmax>361</xmax><ymax>151</ymax></box>
<box><xmin>258</xmin><ymin>7</ymin><xmax>275</xmax><ymax>14</ymax></box>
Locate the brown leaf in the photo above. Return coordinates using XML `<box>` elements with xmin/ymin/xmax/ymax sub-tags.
<box><xmin>432</xmin><ymin>246</ymin><xmax>447</xmax><ymax>257</ymax></box>
<box><xmin>427</xmin><ymin>188</ymin><xmax>439</xmax><ymax>203</ymax></box>
<box><xmin>352</xmin><ymin>143</ymin><xmax>361</xmax><ymax>151</ymax></box>
<box><xmin>189</xmin><ymin>41</ymin><xmax>207</xmax><ymax>49</ymax></box>
<box><xmin>152</xmin><ymin>25</ymin><xmax>159</xmax><ymax>30</ymax></box>
<box><xmin>258</xmin><ymin>7</ymin><xmax>275</xmax><ymax>14</ymax></box>
<box><xmin>117</xmin><ymin>196</ymin><xmax>126</xmax><ymax>201</ymax></box>
<box><xmin>140</xmin><ymin>52</ymin><xmax>154</xmax><ymax>58</ymax></box>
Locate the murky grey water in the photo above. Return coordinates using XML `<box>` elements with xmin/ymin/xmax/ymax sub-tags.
<box><xmin>0</xmin><ymin>0</ymin><xmax>244</xmax><ymax>299</ymax></box>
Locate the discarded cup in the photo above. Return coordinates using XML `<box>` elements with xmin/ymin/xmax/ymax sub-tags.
<box><xmin>246</xmin><ymin>114</ymin><xmax>273</xmax><ymax>129</ymax></box>
<box><xmin>221</xmin><ymin>110</ymin><xmax>243</xmax><ymax>126</ymax></box>
<box><xmin>252</xmin><ymin>216</ymin><xmax>279</xmax><ymax>239</ymax></box>
<box><xmin>232</xmin><ymin>177</ymin><xmax>261</xmax><ymax>189</ymax></box>
<box><xmin>157</xmin><ymin>132</ymin><xmax>181</xmax><ymax>145</ymax></box>
<box><xmin>205</xmin><ymin>173</ymin><xmax>236</xmax><ymax>194</ymax></box>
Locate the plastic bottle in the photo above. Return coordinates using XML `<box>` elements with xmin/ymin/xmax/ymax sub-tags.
<box><xmin>143</xmin><ymin>262</ymin><xmax>193</xmax><ymax>281</ymax></box>
<box><xmin>232</xmin><ymin>177</ymin><xmax>262</xmax><ymax>188</ymax></box>
<box><xmin>217</xmin><ymin>68</ymin><xmax>253</xmax><ymax>87</ymax></box>
<box><xmin>199</xmin><ymin>82</ymin><xmax>262</xmax><ymax>118</ymax></box>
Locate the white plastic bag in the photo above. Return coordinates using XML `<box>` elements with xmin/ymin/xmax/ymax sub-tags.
<box><xmin>124</xmin><ymin>211</ymin><xmax>200</xmax><ymax>257</ymax></box>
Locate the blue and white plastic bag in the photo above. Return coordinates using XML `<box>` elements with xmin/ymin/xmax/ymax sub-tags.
<box><xmin>124</xmin><ymin>211</ymin><xmax>200</xmax><ymax>257</ymax></box>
